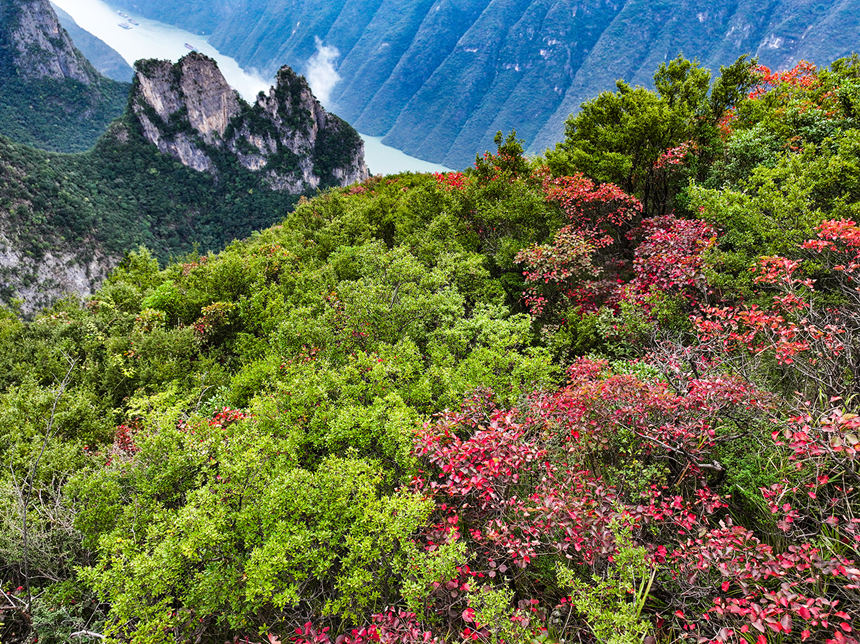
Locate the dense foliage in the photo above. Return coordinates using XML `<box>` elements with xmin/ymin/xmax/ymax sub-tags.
<box><xmin>1</xmin><ymin>54</ymin><xmax>859</xmax><ymax>644</ymax></box>
<box><xmin>0</xmin><ymin>74</ymin><xmax>128</xmax><ymax>152</ymax></box>
<box><xmin>0</xmin><ymin>116</ymin><xmax>300</xmax><ymax>309</ymax></box>
<box><xmin>0</xmin><ymin>0</ymin><xmax>129</xmax><ymax>152</ymax></box>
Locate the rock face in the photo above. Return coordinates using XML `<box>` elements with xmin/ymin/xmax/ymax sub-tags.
<box><xmin>0</xmin><ymin>0</ymin><xmax>97</xmax><ymax>83</ymax></box>
<box><xmin>131</xmin><ymin>54</ymin><xmax>368</xmax><ymax>191</ymax></box>
<box><xmin>0</xmin><ymin>228</ymin><xmax>111</xmax><ymax>316</ymax></box>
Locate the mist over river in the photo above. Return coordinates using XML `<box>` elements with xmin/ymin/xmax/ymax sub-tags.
<box><xmin>51</xmin><ymin>0</ymin><xmax>451</xmax><ymax>175</ymax></box>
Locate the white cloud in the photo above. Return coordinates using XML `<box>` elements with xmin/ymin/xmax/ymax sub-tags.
<box><xmin>305</xmin><ymin>37</ymin><xmax>341</xmax><ymax>106</ymax></box>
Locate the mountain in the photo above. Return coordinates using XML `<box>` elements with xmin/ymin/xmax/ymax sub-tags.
<box><xmin>0</xmin><ymin>47</ymin><xmax>367</xmax><ymax>313</ymax></box>
<box><xmin>0</xmin><ymin>0</ymin><xmax>128</xmax><ymax>151</ymax></box>
<box><xmin>52</xmin><ymin>4</ymin><xmax>134</xmax><ymax>82</ymax></box>
<box><xmin>106</xmin><ymin>0</ymin><xmax>860</xmax><ymax>168</ymax></box>
<box><xmin>131</xmin><ymin>54</ymin><xmax>367</xmax><ymax>191</ymax></box>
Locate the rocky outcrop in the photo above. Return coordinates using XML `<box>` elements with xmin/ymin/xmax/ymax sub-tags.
<box><xmin>131</xmin><ymin>54</ymin><xmax>368</xmax><ymax>191</ymax></box>
<box><xmin>0</xmin><ymin>228</ymin><xmax>112</xmax><ymax>316</ymax></box>
<box><xmin>0</xmin><ymin>0</ymin><xmax>98</xmax><ymax>83</ymax></box>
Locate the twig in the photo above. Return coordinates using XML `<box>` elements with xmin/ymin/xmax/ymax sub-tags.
<box><xmin>21</xmin><ymin>355</ymin><xmax>76</xmax><ymax>612</ymax></box>
<box><xmin>0</xmin><ymin>586</ymin><xmax>25</xmax><ymax>608</ymax></box>
<box><xmin>70</xmin><ymin>630</ymin><xmax>106</xmax><ymax>640</ymax></box>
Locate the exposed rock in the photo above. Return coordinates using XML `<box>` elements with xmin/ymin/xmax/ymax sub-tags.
<box><xmin>0</xmin><ymin>228</ymin><xmax>113</xmax><ymax>316</ymax></box>
<box><xmin>0</xmin><ymin>0</ymin><xmax>97</xmax><ymax>84</ymax></box>
<box><xmin>131</xmin><ymin>53</ymin><xmax>369</xmax><ymax>192</ymax></box>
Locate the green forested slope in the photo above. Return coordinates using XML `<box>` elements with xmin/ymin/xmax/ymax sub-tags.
<box><xmin>1</xmin><ymin>55</ymin><xmax>859</xmax><ymax>643</ymax></box>
<box><xmin>0</xmin><ymin>0</ymin><xmax>129</xmax><ymax>152</ymax></box>
<box><xmin>0</xmin><ymin>115</ymin><xmax>300</xmax><ymax>310</ymax></box>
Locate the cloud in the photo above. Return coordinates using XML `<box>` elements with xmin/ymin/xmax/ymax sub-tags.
<box><xmin>305</xmin><ymin>37</ymin><xmax>341</xmax><ymax>106</ymax></box>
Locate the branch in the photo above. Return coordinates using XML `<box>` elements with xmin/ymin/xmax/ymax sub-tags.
<box><xmin>0</xmin><ymin>586</ymin><xmax>25</xmax><ymax>608</ymax></box>
<box><xmin>22</xmin><ymin>356</ymin><xmax>76</xmax><ymax>612</ymax></box>
<box><xmin>70</xmin><ymin>631</ymin><xmax>106</xmax><ymax>640</ymax></box>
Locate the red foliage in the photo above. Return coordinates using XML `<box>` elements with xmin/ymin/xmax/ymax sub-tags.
<box><xmin>536</xmin><ymin>167</ymin><xmax>642</xmax><ymax>248</ymax></box>
<box><xmin>208</xmin><ymin>407</ymin><xmax>249</xmax><ymax>429</ymax></box>
<box><xmin>532</xmin><ymin>357</ymin><xmax>769</xmax><ymax>485</ymax></box>
<box><xmin>749</xmin><ymin>62</ymin><xmax>820</xmax><ymax>100</ymax></box>
<box><xmin>516</xmin><ymin>227</ymin><xmax>604</xmax><ymax>315</ymax></box>
<box><xmin>193</xmin><ymin>301</ymin><xmax>234</xmax><ymax>342</ymax></box>
<box><xmin>516</xmin><ymin>169</ymin><xmax>641</xmax><ymax>317</ymax></box>
<box><xmin>406</xmin><ymin>346</ymin><xmax>860</xmax><ymax>641</ymax></box>
<box><xmin>664</xmin><ymin>519</ymin><xmax>860</xmax><ymax>643</ymax></box>
<box><xmin>176</xmin><ymin>407</ymin><xmax>249</xmax><ymax>436</ymax></box>
<box><xmin>112</xmin><ymin>423</ymin><xmax>139</xmax><ymax>456</ymax></box>
<box><xmin>290</xmin><ymin>610</ymin><xmax>438</xmax><ymax>644</ymax></box>
<box><xmin>653</xmin><ymin>141</ymin><xmax>698</xmax><ymax>170</ymax></box>
<box><xmin>693</xmin><ymin>220</ymin><xmax>860</xmax><ymax>386</ymax></box>
<box><xmin>662</xmin><ymin>220</ymin><xmax>860</xmax><ymax>641</ymax></box>
<box><xmin>626</xmin><ymin>215</ymin><xmax>717</xmax><ymax>307</ymax></box>
<box><xmin>434</xmin><ymin>171</ymin><xmax>468</xmax><ymax>192</ymax></box>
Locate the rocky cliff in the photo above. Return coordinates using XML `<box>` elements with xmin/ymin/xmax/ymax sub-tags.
<box><xmin>131</xmin><ymin>54</ymin><xmax>368</xmax><ymax>192</ymax></box>
<box><xmin>0</xmin><ymin>49</ymin><xmax>369</xmax><ymax>314</ymax></box>
<box><xmin>0</xmin><ymin>0</ymin><xmax>129</xmax><ymax>151</ymax></box>
<box><xmin>0</xmin><ymin>230</ymin><xmax>111</xmax><ymax>315</ymax></box>
<box><xmin>0</xmin><ymin>0</ymin><xmax>95</xmax><ymax>82</ymax></box>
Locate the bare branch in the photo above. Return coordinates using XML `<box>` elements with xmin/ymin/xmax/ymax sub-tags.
<box><xmin>21</xmin><ymin>355</ymin><xmax>76</xmax><ymax>612</ymax></box>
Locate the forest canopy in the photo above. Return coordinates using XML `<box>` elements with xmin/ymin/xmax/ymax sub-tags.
<box><xmin>1</xmin><ymin>54</ymin><xmax>859</xmax><ymax>644</ymax></box>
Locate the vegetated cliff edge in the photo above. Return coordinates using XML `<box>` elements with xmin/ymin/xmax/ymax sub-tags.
<box><xmin>131</xmin><ymin>53</ymin><xmax>368</xmax><ymax>192</ymax></box>
<box><xmin>107</xmin><ymin>0</ymin><xmax>860</xmax><ymax>168</ymax></box>
<box><xmin>0</xmin><ymin>0</ymin><xmax>128</xmax><ymax>151</ymax></box>
<box><xmin>0</xmin><ymin>52</ymin><xmax>368</xmax><ymax>314</ymax></box>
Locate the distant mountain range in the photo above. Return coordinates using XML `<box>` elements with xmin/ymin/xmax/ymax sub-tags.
<box><xmin>52</xmin><ymin>3</ymin><xmax>134</xmax><ymax>81</ymax></box>
<box><xmin>105</xmin><ymin>0</ymin><xmax>860</xmax><ymax>168</ymax></box>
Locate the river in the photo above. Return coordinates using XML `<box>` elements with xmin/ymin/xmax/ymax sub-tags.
<box><xmin>50</xmin><ymin>0</ymin><xmax>451</xmax><ymax>175</ymax></box>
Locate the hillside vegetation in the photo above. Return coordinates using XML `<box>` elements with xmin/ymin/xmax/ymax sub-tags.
<box><xmin>0</xmin><ymin>0</ymin><xmax>128</xmax><ymax>152</ymax></box>
<box><xmin>108</xmin><ymin>0</ymin><xmax>860</xmax><ymax>167</ymax></box>
<box><xmin>1</xmin><ymin>54</ymin><xmax>860</xmax><ymax>644</ymax></box>
<box><xmin>0</xmin><ymin>116</ymin><xmax>300</xmax><ymax>312</ymax></box>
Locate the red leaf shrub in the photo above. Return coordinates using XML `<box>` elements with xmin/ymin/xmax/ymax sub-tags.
<box><xmin>290</xmin><ymin>610</ymin><xmax>438</xmax><ymax>644</ymax></box>
<box><xmin>516</xmin><ymin>170</ymin><xmax>641</xmax><ymax>317</ymax></box>
<box><xmin>627</xmin><ymin>215</ymin><xmax>717</xmax><ymax>307</ymax></box>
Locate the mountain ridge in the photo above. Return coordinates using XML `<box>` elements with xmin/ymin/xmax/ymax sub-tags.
<box><xmin>130</xmin><ymin>54</ymin><xmax>368</xmax><ymax>191</ymax></box>
<box><xmin>106</xmin><ymin>0</ymin><xmax>860</xmax><ymax>168</ymax></box>
<box><xmin>0</xmin><ymin>0</ymin><xmax>369</xmax><ymax>313</ymax></box>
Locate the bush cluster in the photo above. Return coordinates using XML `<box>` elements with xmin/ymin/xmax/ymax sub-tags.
<box><xmin>1</xmin><ymin>54</ymin><xmax>859</xmax><ymax>644</ymax></box>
